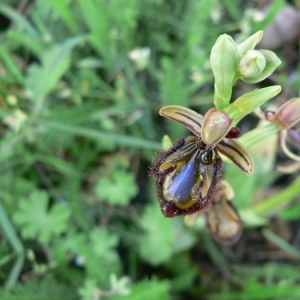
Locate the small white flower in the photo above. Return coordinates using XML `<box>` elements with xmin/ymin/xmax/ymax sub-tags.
<box><xmin>3</xmin><ymin>109</ymin><xmax>27</xmax><ymax>132</ymax></box>
<box><xmin>128</xmin><ymin>47</ymin><xmax>151</xmax><ymax>70</ymax></box>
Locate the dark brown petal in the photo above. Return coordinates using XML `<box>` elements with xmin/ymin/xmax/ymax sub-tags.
<box><xmin>159</xmin><ymin>105</ymin><xmax>203</xmax><ymax>137</ymax></box>
<box><xmin>150</xmin><ymin>136</ymin><xmax>197</xmax><ymax>176</ymax></box>
<box><xmin>225</xmin><ymin>127</ymin><xmax>240</xmax><ymax>139</ymax></box>
<box><xmin>217</xmin><ymin>138</ymin><xmax>255</xmax><ymax>175</ymax></box>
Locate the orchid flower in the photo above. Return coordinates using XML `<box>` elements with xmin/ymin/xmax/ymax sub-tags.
<box><xmin>150</xmin><ymin>105</ymin><xmax>254</xmax><ymax>218</ymax></box>
<box><xmin>266</xmin><ymin>98</ymin><xmax>300</xmax><ymax>163</ymax></box>
<box><xmin>185</xmin><ymin>180</ymin><xmax>243</xmax><ymax>245</ymax></box>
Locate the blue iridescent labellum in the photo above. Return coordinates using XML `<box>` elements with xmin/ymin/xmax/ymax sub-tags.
<box><xmin>150</xmin><ymin>136</ymin><xmax>223</xmax><ymax>217</ymax></box>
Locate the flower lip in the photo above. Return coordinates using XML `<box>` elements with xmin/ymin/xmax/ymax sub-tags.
<box><xmin>150</xmin><ymin>136</ymin><xmax>223</xmax><ymax>217</ymax></box>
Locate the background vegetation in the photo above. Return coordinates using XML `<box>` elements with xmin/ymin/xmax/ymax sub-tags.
<box><xmin>0</xmin><ymin>0</ymin><xmax>299</xmax><ymax>299</ymax></box>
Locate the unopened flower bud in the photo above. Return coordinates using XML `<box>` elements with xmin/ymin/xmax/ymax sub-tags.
<box><xmin>201</xmin><ymin>108</ymin><xmax>233</xmax><ymax>145</ymax></box>
<box><xmin>239</xmin><ymin>50</ymin><xmax>266</xmax><ymax>77</ymax></box>
<box><xmin>240</xmin><ymin>50</ymin><xmax>281</xmax><ymax>84</ymax></box>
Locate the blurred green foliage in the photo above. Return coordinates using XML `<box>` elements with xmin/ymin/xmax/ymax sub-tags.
<box><xmin>0</xmin><ymin>0</ymin><xmax>299</xmax><ymax>299</ymax></box>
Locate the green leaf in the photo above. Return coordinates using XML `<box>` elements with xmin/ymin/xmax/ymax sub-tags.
<box><xmin>0</xmin><ymin>44</ymin><xmax>25</xmax><ymax>85</ymax></box>
<box><xmin>85</xmin><ymin>229</ymin><xmax>121</xmax><ymax>287</ymax></box>
<box><xmin>7</xmin><ymin>29</ymin><xmax>44</xmax><ymax>57</ymax></box>
<box><xmin>13</xmin><ymin>190</ymin><xmax>71</xmax><ymax>244</ymax></box>
<box><xmin>0</xmin><ymin>275</ymin><xmax>77</xmax><ymax>300</ymax></box>
<box><xmin>0</xmin><ymin>3</ymin><xmax>39</xmax><ymax>38</ymax></box>
<box><xmin>110</xmin><ymin>277</ymin><xmax>170</xmax><ymax>300</ymax></box>
<box><xmin>90</xmin><ymin>228</ymin><xmax>119</xmax><ymax>259</ymax></box>
<box><xmin>31</xmin><ymin>118</ymin><xmax>161</xmax><ymax>149</ymax></box>
<box><xmin>262</xmin><ymin>229</ymin><xmax>300</xmax><ymax>259</ymax></box>
<box><xmin>280</xmin><ymin>202</ymin><xmax>300</xmax><ymax>221</ymax></box>
<box><xmin>252</xmin><ymin>176</ymin><xmax>300</xmax><ymax>216</ymax></box>
<box><xmin>26</xmin><ymin>36</ymin><xmax>85</xmax><ymax>113</ymax></box>
<box><xmin>49</xmin><ymin>0</ymin><xmax>80</xmax><ymax>33</ymax></box>
<box><xmin>78</xmin><ymin>279</ymin><xmax>98</xmax><ymax>300</ymax></box>
<box><xmin>95</xmin><ymin>170</ymin><xmax>139</xmax><ymax>206</ymax></box>
<box><xmin>138</xmin><ymin>203</ymin><xmax>175</xmax><ymax>266</ymax></box>
<box><xmin>54</xmin><ymin>228</ymin><xmax>121</xmax><ymax>288</ymax></box>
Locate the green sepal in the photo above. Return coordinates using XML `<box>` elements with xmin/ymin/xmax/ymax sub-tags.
<box><xmin>162</xmin><ymin>135</ymin><xmax>173</xmax><ymax>149</ymax></box>
<box><xmin>240</xmin><ymin>50</ymin><xmax>281</xmax><ymax>84</ymax></box>
<box><xmin>210</xmin><ymin>34</ymin><xmax>239</xmax><ymax>110</ymax></box>
<box><xmin>223</xmin><ymin>85</ymin><xmax>281</xmax><ymax>124</ymax></box>
<box><xmin>237</xmin><ymin>31</ymin><xmax>263</xmax><ymax>57</ymax></box>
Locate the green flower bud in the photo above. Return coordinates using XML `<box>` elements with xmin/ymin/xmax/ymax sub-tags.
<box><xmin>201</xmin><ymin>108</ymin><xmax>233</xmax><ymax>145</ymax></box>
<box><xmin>239</xmin><ymin>50</ymin><xmax>266</xmax><ymax>77</ymax></box>
<box><xmin>210</xmin><ymin>34</ymin><xmax>239</xmax><ymax>110</ymax></box>
<box><xmin>240</xmin><ymin>50</ymin><xmax>281</xmax><ymax>84</ymax></box>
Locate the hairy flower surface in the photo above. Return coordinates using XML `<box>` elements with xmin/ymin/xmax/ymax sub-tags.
<box><xmin>150</xmin><ymin>105</ymin><xmax>254</xmax><ymax>217</ymax></box>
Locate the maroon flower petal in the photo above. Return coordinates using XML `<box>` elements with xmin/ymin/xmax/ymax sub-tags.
<box><xmin>217</xmin><ymin>138</ymin><xmax>255</xmax><ymax>175</ymax></box>
<box><xmin>159</xmin><ymin>105</ymin><xmax>203</xmax><ymax>136</ymax></box>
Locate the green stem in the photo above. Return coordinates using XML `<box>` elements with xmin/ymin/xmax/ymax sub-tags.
<box><xmin>252</xmin><ymin>175</ymin><xmax>300</xmax><ymax>216</ymax></box>
<box><xmin>238</xmin><ymin>122</ymin><xmax>280</xmax><ymax>148</ymax></box>
<box><xmin>262</xmin><ymin>228</ymin><xmax>300</xmax><ymax>258</ymax></box>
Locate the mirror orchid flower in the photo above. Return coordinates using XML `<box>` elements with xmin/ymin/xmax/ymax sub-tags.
<box><xmin>266</xmin><ymin>98</ymin><xmax>300</xmax><ymax>163</ymax></box>
<box><xmin>150</xmin><ymin>105</ymin><xmax>255</xmax><ymax>218</ymax></box>
<box><xmin>185</xmin><ymin>180</ymin><xmax>244</xmax><ymax>245</ymax></box>
<box><xmin>254</xmin><ymin>98</ymin><xmax>300</xmax><ymax>174</ymax></box>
